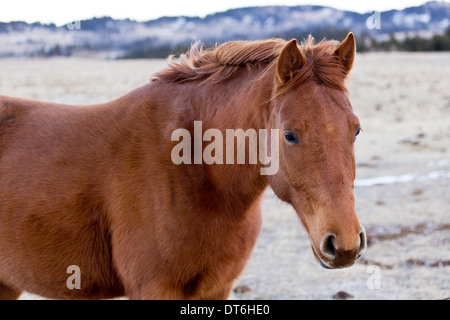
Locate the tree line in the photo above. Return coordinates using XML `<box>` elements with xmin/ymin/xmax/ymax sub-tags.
<box><xmin>357</xmin><ymin>27</ymin><xmax>450</xmax><ymax>52</ymax></box>
<box><xmin>120</xmin><ymin>26</ymin><xmax>450</xmax><ymax>59</ymax></box>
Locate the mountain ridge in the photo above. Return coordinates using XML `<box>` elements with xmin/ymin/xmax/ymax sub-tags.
<box><xmin>0</xmin><ymin>1</ymin><xmax>449</xmax><ymax>58</ymax></box>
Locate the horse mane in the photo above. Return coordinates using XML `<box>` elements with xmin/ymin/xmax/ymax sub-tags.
<box><xmin>151</xmin><ymin>37</ymin><xmax>349</xmax><ymax>93</ymax></box>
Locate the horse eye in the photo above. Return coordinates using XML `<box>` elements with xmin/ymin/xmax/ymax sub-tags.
<box><xmin>355</xmin><ymin>128</ymin><xmax>361</xmax><ymax>138</ymax></box>
<box><xmin>284</xmin><ymin>131</ymin><xmax>299</xmax><ymax>144</ymax></box>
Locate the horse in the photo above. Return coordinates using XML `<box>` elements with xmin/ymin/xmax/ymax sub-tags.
<box><xmin>0</xmin><ymin>32</ymin><xmax>366</xmax><ymax>300</ymax></box>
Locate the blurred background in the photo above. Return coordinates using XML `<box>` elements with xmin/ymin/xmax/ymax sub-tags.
<box><xmin>0</xmin><ymin>0</ymin><xmax>450</xmax><ymax>58</ymax></box>
<box><xmin>0</xmin><ymin>0</ymin><xmax>448</xmax><ymax>300</ymax></box>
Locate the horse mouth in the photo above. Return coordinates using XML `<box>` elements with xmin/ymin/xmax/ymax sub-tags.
<box><xmin>311</xmin><ymin>245</ymin><xmax>333</xmax><ymax>269</ymax></box>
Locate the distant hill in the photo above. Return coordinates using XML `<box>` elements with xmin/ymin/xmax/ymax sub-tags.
<box><xmin>0</xmin><ymin>1</ymin><xmax>449</xmax><ymax>58</ymax></box>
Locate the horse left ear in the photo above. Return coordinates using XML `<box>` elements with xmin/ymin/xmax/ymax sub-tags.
<box><xmin>333</xmin><ymin>32</ymin><xmax>356</xmax><ymax>74</ymax></box>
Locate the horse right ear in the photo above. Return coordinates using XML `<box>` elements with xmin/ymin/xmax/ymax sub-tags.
<box><xmin>333</xmin><ymin>32</ymin><xmax>356</xmax><ymax>74</ymax></box>
<box><xmin>277</xmin><ymin>39</ymin><xmax>306</xmax><ymax>84</ymax></box>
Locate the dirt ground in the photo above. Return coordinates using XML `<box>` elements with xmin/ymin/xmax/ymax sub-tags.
<box><xmin>0</xmin><ymin>52</ymin><xmax>448</xmax><ymax>300</ymax></box>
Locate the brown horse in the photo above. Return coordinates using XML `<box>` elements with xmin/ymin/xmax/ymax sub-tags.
<box><xmin>0</xmin><ymin>33</ymin><xmax>366</xmax><ymax>300</ymax></box>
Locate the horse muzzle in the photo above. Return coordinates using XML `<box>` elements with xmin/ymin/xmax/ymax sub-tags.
<box><xmin>311</xmin><ymin>227</ymin><xmax>367</xmax><ymax>269</ymax></box>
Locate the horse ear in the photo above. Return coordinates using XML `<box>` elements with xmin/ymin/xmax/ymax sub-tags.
<box><xmin>277</xmin><ymin>39</ymin><xmax>306</xmax><ymax>84</ymax></box>
<box><xmin>333</xmin><ymin>32</ymin><xmax>356</xmax><ymax>74</ymax></box>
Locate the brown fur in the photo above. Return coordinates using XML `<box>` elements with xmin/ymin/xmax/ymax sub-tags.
<box><xmin>0</xmin><ymin>33</ymin><xmax>364</xmax><ymax>300</ymax></box>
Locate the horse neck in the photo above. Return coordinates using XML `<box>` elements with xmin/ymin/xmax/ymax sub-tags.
<box><xmin>195</xmin><ymin>68</ymin><xmax>274</xmax><ymax>130</ymax></box>
<box><xmin>172</xmin><ymin>66</ymin><xmax>275</xmax><ymax>216</ymax></box>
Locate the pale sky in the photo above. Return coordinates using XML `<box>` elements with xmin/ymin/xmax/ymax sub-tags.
<box><xmin>1</xmin><ymin>0</ymin><xmax>447</xmax><ymax>26</ymax></box>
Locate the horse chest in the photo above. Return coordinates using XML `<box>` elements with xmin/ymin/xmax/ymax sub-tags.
<box><xmin>171</xmin><ymin>208</ymin><xmax>262</xmax><ymax>298</ymax></box>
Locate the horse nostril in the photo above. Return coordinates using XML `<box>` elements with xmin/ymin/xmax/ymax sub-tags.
<box><xmin>358</xmin><ymin>228</ymin><xmax>367</xmax><ymax>257</ymax></box>
<box><xmin>321</xmin><ymin>234</ymin><xmax>337</xmax><ymax>258</ymax></box>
